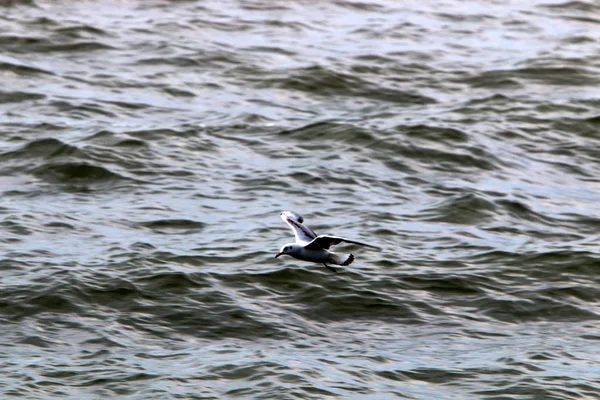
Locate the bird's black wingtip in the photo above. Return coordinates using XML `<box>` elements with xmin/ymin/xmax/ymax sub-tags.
<box><xmin>341</xmin><ymin>254</ymin><xmax>355</xmax><ymax>266</ymax></box>
<box><xmin>325</xmin><ymin>264</ymin><xmax>337</xmax><ymax>273</ymax></box>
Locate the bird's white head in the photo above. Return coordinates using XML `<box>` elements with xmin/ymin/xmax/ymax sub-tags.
<box><xmin>275</xmin><ymin>243</ymin><xmax>300</xmax><ymax>258</ymax></box>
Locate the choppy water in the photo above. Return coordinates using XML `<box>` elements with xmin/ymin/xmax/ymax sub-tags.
<box><xmin>1</xmin><ymin>0</ymin><xmax>600</xmax><ymax>398</ymax></box>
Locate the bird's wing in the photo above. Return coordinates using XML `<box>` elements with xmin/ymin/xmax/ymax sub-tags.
<box><xmin>280</xmin><ymin>211</ymin><xmax>317</xmax><ymax>244</ymax></box>
<box><xmin>304</xmin><ymin>235</ymin><xmax>379</xmax><ymax>251</ymax></box>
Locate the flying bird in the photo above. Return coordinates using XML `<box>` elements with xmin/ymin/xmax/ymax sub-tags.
<box><xmin>275</xmin><ymin>211</ymin><xmax>377</xmax><ymax>272</ymax></box>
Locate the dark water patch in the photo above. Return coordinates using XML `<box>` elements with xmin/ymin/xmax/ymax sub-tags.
<box><xmin>13</xmin><ymin>122</ymin><xmax>68</xmax><ymax>134</ymax></box>
<box><xmin>349</xmin><ymin>62</ymin><xmax>387</xmax><ymax>75</ymax></box>
<box><xmin>534</xmin><ymin>285</ymin><xmax>600</xmax><ymax>304</ymax></box>
<box><xmin>44</xmin><ymin>41</ymin><xmax>115</xmax><ymax>53</ymax></box>
<box><xmin>477</xmin><ymin>296</ymin><xmax>599</xmax><ymax>323</ymax></box>
<box><xmin>154</xmin><ymin>253</ymin><xmax>229</xmax><ymax>267</ymax></box>
<box><xmin>460</xmin><ymin>66</ymin><xmax>599</xmax><ymax>88</ymax></box>
<box><xmin>14</xmin><ymin>138</ymin><xmax>86</xmax><ymax>161</ymax></box>
<box><xmin>402</xmin><ymin>274</ymin><xmax>485</xmax><ymax>295</ymax></box>
<box><xmin>235</xmin><ymin>112</ymin><xmax>276</xmax><ymax>125</ymax></box>
<box><xmin>563</xmin><ymin>215</ymin><xmax>600</xmax><ymax>235</ymax></box>
<box><xmin>135</xmin><ymin>271</ymin><xmax>211</xmax><ymax>293</ymax></box>
<box><xmin>280</xmin><ymin>122</ymin><xmax>498</xmax><ymax>172</ymax></box>
<box><xmin>552</xmin><ymin>117</ymin><xmax>600</xmax><ymax>142</ymax></box>
<box><xmin>124</xmin><ymin>127</ymin><xmax>207</xmax><ymax>142</ymax></box>
<box><xmin>244</xmin><ymin>45</ymin><xmax>298</xmax><ymax>57</ymax></box>
<box><xmin>0</xmin><ymin>90</ymin><xmax>45</xmax><ymax>104</ymax></box>
<box><xmin>404</xmin><ymin>367</ymin><xmax>482</xmax><ymax>384</ymax></box>
<box><xmin>580</xmin><ymin>333</ymin><xmax>600</xmax><ymax>341</ymax></box>
<box><xmin>55</xmin><ymin>24</ymin><xmax>108</xmax><ymax>37</ymax></box>
<box><xmin>138</xmin><ymin>219</ymin><xmax>206</xmax><ymax>234</ymax></box>
<box><xmin>584</xmin><ymin>114</ymin><xmax>600</xmax><ymax>125</ymax></box>
<box><xmin>15</xmin><ymin>271</ymin><xmax>290</xmax><ymax>341</ymax></box>
<box><xmin>0</xmin><ymin>60</ymin><xmax>52</xmax><ymax>76</ymax></box>
<box><xmin>136</xmin><ymin>56</ymin><xmax>199</xmax><ymax>67</ymax></box>
<box><xmin>374</xmin><ymin>141</ymin><xmax>498</xmax><ymax>172</ymax></box>
<box><xmin>494</xmin><ymin>199</ymin><xmax>556</xmax><ymax>224</ymax></box>
<box><xmin>43</xmin><ymin>221</ymin><xmax>76</xmax><ymax>230</ymax></box>
<box><xmin>78</xmin><ymin>279</ymin><xmax>141</xmax><ymax>309</ymax></box>
<box><xmin>162</xmin><ymin>87</ymin><xmax>196</xmax><ymax>98</ymax></box>
<box><xmin>100</xmin><ymin>99</ymin><xmax>152</xmax><ymax>111</ymax></box>
<box><xmin>533</xmin><ymin>101</ymin><xmax>592</xmax><ymax>115</ymax></box>
<box><xmin>134</xmin><ymin>352</ymin><xmax>190</xmax><ymax>361</ymax></box>
<box><xmin>288</xmin><ymin>171</ymin><xmax>327</xmax><ymax>185</ymax></box>
<box><xmin>0</xmin><ymin>259</ymin><xmax>28</xmax><ymax>272</ymax></box>
<box><xmin>0</xmin><ymin>219</ymin><xmax>32</xmax><ymax>236</ymax></box>
<box><xmin>115</xmin><ymin>138</ymin><xmax>148</xmax><ymax>147</ymax></box>
<box><xmin>473</xmin><ymin>380</ymin><xmax>596</xmax><ymax>399</ymax></box>
<box><xmin>0</xmin><ymin>0</ymin><xmax>35</xmax><ymax>8</ymax></box>
<box><xmin>459</xmin><ymin>70</ymin><xmax>523</xmax><ymax>89</ymax></box>
<box><xmin>562</xmin><ymin>35</ymin><xmax>596</xmax><ymax>45</ymax></box>
<box><xmin>136</xmin><ymin>50</ymin><xmax>240</xmax><ymax>68</ymax></box>
<box><xmin>46</xmin><ymin>100</ymin><xmax>117</xmax><ymax>119</ymax></box>
<box><xmin>123</xmin><ymin>298</ymin><xmax>287</xmax><ymax>340</ymax></box>
<box><xmin>420</xmin><ymin>193</ymin><xmax>497</xmax><ymax>224</ymax></box>
<box><xmin>252</xmin><ymin>18</ymin><xmax>314</xmax><ymax>31</ymax></box>
<box><xmin>484</xmin><ymin>225</ymin><xmax>586</xmax><ymax>245</ymax></box>
<box><xmin>545</xmin><ymin>160</ymin><xmax>593</xmax><ymax>177</ymax></box>
<box><xmin>207</xmin><ymin>361</ymin><xmax>283</xmax><ymax>381</ymax></box>
<box><xmin>353</xmin><ymin>53</ymin><xmax>400</xmax><ymax>64</ymax></box>
<box><xmin>301</xmin><ymin>289</ymin><xmax>422</xmax><ymax>323</ymax></box>
<box><xmin>374</xmin><ymin>369</ymin><xmax>409</xmax><ymax>382</ymax></box>
<box><xmin>3</xmin><ymin>31</ymin><xmax>111</xmax><ymax>53</ymax></box>
<box><xmin>462</xmin><ymin>328</ymin><xmax>511</xmax><ymax>339</ymax></box>
<box><xmin>399</xmin><ymin>124</ymin><xmax>469</xmax><ymax>143</ymax></box>
<box><xmin>1</xmin><ymin>287</ymin><xmax>83</xmax><ymax>319</ymax></box>
<box><xmin>278</xmin><ymin>121</ymin><xmax>376</xmax><ymax>144</ymax></box>
<box><xmin>333</xmin><ymin>1</ymin><xmax>384</xmax><ymax>11</ymax></box>
<box><xmin>515</xmin><ymin>67</ymin><xmax>597</xmax><ymax>86</ymax></box>
<box><xmin>129</xmin><ymin>242</ymin><xmax>156</xmax><ymax>251</ymax></box>
<box><xmin>56</xmin><ymin>372</ymin><xmax>159</xmax><ymax>393</ymax></box>
<box><xmin>465</xmin><ymin>250</ymin><xmax>529</xmax><ymax>264</ymax></box>
<box><xmin>381</xmin><ymin>158</ymin><xmax>414</xmax><ymax>174</ymax></box>
<box><xmin>20</xmin><ymin>137</ymin><xmax>71</xmax><ymax>155</ymax></box>
<box><xmin>460</xmin><ymin>93</ymin><xmax>513</xmax><ymax>109</ymax></box>
<box><xmin>84</xmin><ymin>129</ymin><xmax>144</xmax><ymax>147</ymax></box>
<box><xmin>238</xmin><ymin>267</ymin><xmax>321</xmax><ymax>293</ymax></box>
<box><xmin>28</xmin><ymin>16</ymin><xmax>59</xmax><ymax>26</ymax></box>
<box><xmin>520</xmin><ymin>251</ymin><xmax>600</xmax><ymax>276</ymax></box>
<box><xmin>17</xmin><ymin>335</ymin><xmax>57</xmax><ymax>348</ymax></box>
<box><xmin>262</xmin><ymin>65</ymin><xmax>435</xmax><ymax>104</ymax></box>
<box><xmin>542</xmin><ymin>1</ymin><xmax>600</xmax><ymax>13</ymax></box>
<box><xmin>32</xmin><ymin>162</ymin><xmax>128</xmax><ymax>185</ymax></box>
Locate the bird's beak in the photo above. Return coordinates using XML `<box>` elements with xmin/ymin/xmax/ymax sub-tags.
<box><xmin>275</xmin><ymin>252</ymin><xmax>282</xmax><ymax>258</ymax></box>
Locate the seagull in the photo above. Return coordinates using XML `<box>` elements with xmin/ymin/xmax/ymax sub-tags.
<box><xmin>275</xmin><ymin>211</ymin><xmax>377</xmax><ymax>272</ymax></box>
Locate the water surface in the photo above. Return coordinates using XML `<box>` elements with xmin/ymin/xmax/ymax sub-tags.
<box><xmin>1</xmin><ymin>0</ymin><xmax>600</xmax><ymax>398</ymax></box>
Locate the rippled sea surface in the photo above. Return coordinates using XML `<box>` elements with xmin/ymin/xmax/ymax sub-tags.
<box><xmin>1</xmin><ymin>0</ymin><xmax>600</xmax><ymax>398</ymax></box>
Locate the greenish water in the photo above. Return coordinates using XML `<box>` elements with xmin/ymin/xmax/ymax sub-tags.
<box><xmin>1</xmin><ymin>0</ymin><xmax>599</xmax><ymax>399</ymax></box>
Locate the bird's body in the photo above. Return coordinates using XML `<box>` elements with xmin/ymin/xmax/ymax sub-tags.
<box><xmin>275</xmin><ymin>211</ymin><xmax>375</xmax><ymax>272</ymax></box>
<box><xmin>277</xmin><ymin>242</ymin><xmax>353</xmax><ymax>265</ymax></box>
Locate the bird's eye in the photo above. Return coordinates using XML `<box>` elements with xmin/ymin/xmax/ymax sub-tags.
<box><xmin>285</xmin><ymin>246</ymin><xmax>289</xmax><ymax>251</ymax></box>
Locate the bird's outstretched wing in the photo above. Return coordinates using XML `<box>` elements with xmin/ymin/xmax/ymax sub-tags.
<box><xmin>280</xmin><ymin>211</ymin><xmax>317</xmax><ymax>244</ymax></box>
<box><xmin>305</xmin><ymin>235</ymin><xmax>379</xmax><ymax>251</ymax></box>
